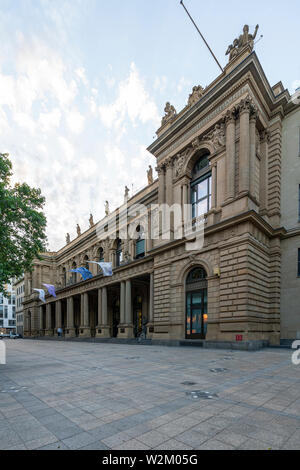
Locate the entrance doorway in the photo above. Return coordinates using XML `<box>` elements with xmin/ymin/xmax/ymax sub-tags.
<box><xmin>112</xmin><ymin>298</ymin><xmax>120</xmax><ymax>338</ymax></box>
<box><xmin>133</xmin><ymin>296</ymin><xmax>143</xmax><ymax>338</ymax></box>
<box><xmin>186</xmin><ymin>267</ymin><xmax>208</xmax><ymax>339</ymax></box>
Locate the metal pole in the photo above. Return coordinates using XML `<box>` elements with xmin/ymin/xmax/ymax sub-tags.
<box><xmin>180</xmin><ymin>0</ymin><xmax>224</xmax><ymax>73</ymax></box>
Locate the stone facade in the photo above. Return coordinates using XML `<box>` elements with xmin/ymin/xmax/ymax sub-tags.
<box><xmin>23</xmin><ymin>38</ymin><xmax>300</xmax><ymax>346</ymax></box>
<box><xmin>280</xmin><ymin>93</ymin><xmax>300</xmax><ymax>340</ymax></box>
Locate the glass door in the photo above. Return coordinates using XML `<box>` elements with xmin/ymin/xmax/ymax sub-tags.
<box><xmin>186</xmin><ymin>290</ymin><xmax>207</xmax><ymax>339</ymax></box>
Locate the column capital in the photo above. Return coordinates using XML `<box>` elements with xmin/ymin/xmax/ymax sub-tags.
<box><xmin>155</xmin><ymin>164</ymin><xmax>165</xmax><ymax>175</ymax></box>
<box><xmin>224</xmin><ymin>107</ymin><xmax>237</xmax><ymax>125</ymax></box>
<box><xmin>260</xmin><ymin>128</ymin><xmax>271</xmax><ymax>144</ymax></box>
<box><xmin>237</xmin><ymin>96</ymin><xmax>252</xmax><ymax>115</ymax></box>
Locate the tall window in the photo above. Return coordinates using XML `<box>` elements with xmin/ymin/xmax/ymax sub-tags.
<box><xmin>84</xmin><ymin>255</ymin><xmax>89</xmax><ymax>270</ymax></box>
<box><xmin>97</xmin><ymin>247</ymin><xmax>104</xmax><ymax>274</ymax></box>
<box><xmin>116</xmin><ymin>239</ymin><xmax>123</xmax><ymax>267</ymax></box>
<box><xmin>99</xmin><ymin>247</ymin><xmax>104</xmax><ymax>262</ymax></box>
<box><xmin>135</xmin><ymin>226</ymin><xmax>145</xmax><ymax>259</ymax></box>
<box><xmin>71</xmin><ymin>262</ymin><xmax>77</xmax><ymax>284</ymax></box>
<box><xmin>191</xmin><ymin>152</ymin><xmax>211</xmax><ymax>219</ymax></box>
<box><xmin>298</xmin><ymin>249</ymin><xmax>300</xmax><ymax>277</ymax></box>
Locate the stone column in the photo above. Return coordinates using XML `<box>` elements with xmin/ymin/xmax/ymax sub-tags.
<box><xmin>120</xmin><ymin>281</ymin><xmax>126</xmax><ymax>324</ymax></box>
<box><xmin>239</xmin><ymin>98</ymin><xmax>251</xmax><ymax>194</ymax></box>
<box><xmin>56</xmin><ymin>300</ymin><xmax>62</xmax><ymax>333</ymax></box>
<box><xmin>39</xmin><ymin>306</ymin><xmax>43</xmax><ymax>334</ymax></box>
<box><xmin>147</xmin><ymin>272</ymin><xmax>154</xmax><ymax>338</ymax></box>
<box><xmin>146</xmin><ymin>208</ymin><xmax>153</xmax><ymax>252</ymax></box>
<box><xmin>119</xmin><ymin>279</ymin><xmax>133</xmax><ymax>339</ymax></box>
<box><xmin>102</xmin><ymin>287</ymin><xmax>108</xmax><ymax>325</ymax></box>
<box><xmin>66</xmin><ymin>297</ymin><xmax>75</xmax><ymax>337</ymax></box>
<box><xmin>97</xmin><ymin>286</ymin><xmax>110</xmax><ymax>338</ymax></box>
<box><xmin>165</xmin><ymin>159</ymin><xmax>173</xmax><ymax>207</ymax></box>
<box><xmin>97</xmin><ymin>288</ymin><xmax>102</xmax><ymax>326</ymax></box>
<box><xmin>225</xmin><ymin>108</ymin><xmax>236</xmax><ymax>201</ymax></box>
<box><xmin>157</xmin><ymin>165</ymin><xmax>165</xmax><ymax>205</ymax></box>
<box><xmin>211</xmin><ymin>163</ymin><xmax>218</xmax><ymax>209</ymax></box>
<box><xmin>80</xmin><ymin>292</ymin><xmax>90</xmax><ymax>337</ymax></box>
<box><xmin>45</xmin><ymin>303</ymin><xmax>53</xmax><ymax>336</ymax></box>
<box><xmin>259</xmin><ymin>130</ymin><xmax>270</xmax><ymax>214</ymax></box>
<box><xmin>249</xmin><ymin>109</ymin><xmax>258</xmax><ymax>200</ymax></box>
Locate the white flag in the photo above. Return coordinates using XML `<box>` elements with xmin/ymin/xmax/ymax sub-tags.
<box><xmin>88</xmin><ymin>261</ymin><xmax>113</xmax><ymax>277</ymax></box>
<box><xmin>33</xmin><ymin>288</ymin><xmax>46</xmax><ymax>303</ymax></box>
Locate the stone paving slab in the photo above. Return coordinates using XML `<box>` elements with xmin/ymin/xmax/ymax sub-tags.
<box><xmin>0</xmin><ymin>339</ymin><xmax>299</xmax><ymax>450</ymax></box>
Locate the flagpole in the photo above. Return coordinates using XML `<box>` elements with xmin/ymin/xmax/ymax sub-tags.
<box><xmin>180</xmin><ymin>0</ymin><xmax>224</xmax><ymax>73</ymax></box>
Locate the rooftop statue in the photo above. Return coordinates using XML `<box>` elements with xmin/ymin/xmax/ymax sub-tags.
<box><xmin>105</xmin><ymin>201</ymin><xmax>110</xmax><ymax>217</ymax></box>
<box><xmin>76</xmin><ymin>224</ymin><xmax>81</xmax><ymax>237</ymax></box>
<box><xmin>161</xmin><ymin>102</ymin><xmax>177</xmax><ymax>127</ymax></box>
<box><xmin>226</xmin><ymin>24</ymin><xmax>259</xmax><ymax>62</ymax></box>
<box><xmin>89</xmin><ymin>213</ymin><xmax>94</xmax><ymax>227</ymax></box>
<box><xmin>124</xmin><ymin>186</ymin><xmax>130</xmax><ymax>201</ymax></box>
<box><xmin>147</xmin><ymin>165</ymin><xmax>153</xmax><ymax>185</ymax></box>
<box><xmin>188</xmin><ymin>85</ymin><xmax>205</xmax><ymax>107</ymax></box>
<box><xmin>66</xmin><ymin>233</ymin><xmax>70</xmax><ymax>244</ymax></box>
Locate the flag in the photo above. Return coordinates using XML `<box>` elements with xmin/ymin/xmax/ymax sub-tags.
<box><xmin>43</xmin><ymin>284</ymin><xmax>57</xmax><ymax>298</ymax></box>
<box><xmin>70</xmin><ymin>267</ymin><xmax>93</xmax><ymax>281</ymax></box>
<box><xmin>33</xmin><ymin>288</ymin><xmax>46</xmax><ymax>303</ymax></box>
<box><xmin>88</xmin><ymin>261</ymin><xmax>113</xmax><ymax>277</ymax></box>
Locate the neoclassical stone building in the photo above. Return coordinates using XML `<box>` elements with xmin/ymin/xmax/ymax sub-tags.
<box><xmin>23</xmin><ymin>27</ymin><xmax>300</xmax><ymax>347</ymax></box>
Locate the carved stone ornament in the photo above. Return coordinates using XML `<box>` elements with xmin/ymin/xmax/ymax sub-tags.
<box><xmin>226</xmin><ymin>24</ymin><xmax>259</xmax><ymax>62</ymax></box>
<box><xmin>188</xmin><ymin>85</ymin><xmax>205</xmax><ymax>107</ymax></box>
<box><xmin>203</xmin><ymin>122</ymin><xmax>226</xmax><ymax>151</ymax></box>
<box><xmin>161</xmin><ymin>102</ymin><xmax>177</xmax><ymax>127</ymax></box>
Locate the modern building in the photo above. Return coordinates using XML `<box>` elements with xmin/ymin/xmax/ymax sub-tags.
<box><xmin>0</xmin><ymin>280</ymin><xmax>16</xmax><ymax>334</ymax></box>
<box><xmin>23</xmin><ymin>26</ymin><xmax>300</xmax><ymax>348</ymax></box>
<box><xmin>14</xmin><ymin>276</ymin><xmax>25</xmax><ymax>336</ymax></box>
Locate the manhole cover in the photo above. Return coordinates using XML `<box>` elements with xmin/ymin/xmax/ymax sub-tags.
<box><xmin>181</xmin><ymin>381</ymin><xmax>197</xmax><ymax>386</ymax></box>
<box><xmin>125</xmin><ymin>357</ymin><xmax>140</xmax><ymax>360</ymax></box>
<box><xmin>210</xmin><ymin>368</ymin><xmax>228</xmax><ymax>373</ymax></box>
<box><xmin>186</xmin><ymin>390</ymin><xmax>218</xmax><ymax>400</ymax></box>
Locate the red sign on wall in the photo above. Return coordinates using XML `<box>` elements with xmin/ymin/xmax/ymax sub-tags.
<box><xmin>236</xmin><ymin>335</ymin><xmax>243</xmax><ymax>342</ymax></box>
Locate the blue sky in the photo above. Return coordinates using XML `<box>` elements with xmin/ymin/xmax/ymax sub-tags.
<box><xmin>0</xmin><ymin>0</ymin><xmax>299</xmax><ymax>250</ymax></box>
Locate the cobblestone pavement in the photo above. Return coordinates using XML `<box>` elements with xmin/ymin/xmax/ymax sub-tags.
<box><xmin>0</xmin><ymin>339</ymin><xmax>299</xmax><ymax>450</ymax></box>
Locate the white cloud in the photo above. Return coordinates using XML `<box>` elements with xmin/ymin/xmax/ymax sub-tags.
<box><xmin>39</xmin><ymin>108</ymin><xmax>61</xmax><ymax>132</ymax></box>
<box><xmin>65</xmin><ymin>109</ymin><xmax>85</xmax><ymax>134</ymax></box>
<box><xmin>99</xmin><ymin>62</ymin><xmax>160</xmax><ymax>129</ymax></box>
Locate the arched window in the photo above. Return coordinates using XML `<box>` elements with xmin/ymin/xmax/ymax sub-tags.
<box><xmin>186</xmin><ymin>267</ymin><xmax>208</xmax><ymax>340</ymax></box>
<box><xmin>99</xmin><ymin>247</ymin><xmax>104</xmax><ymax>262</ymax></box>
<box><xmin>135</xmin><ymin>225</ymin><xmax>145</xmax><ymax>259</ymax></box>
<box><xmin>191</xmin><ymin>151</ymin><xmax>211</xmax><ymax>219</ymax></box>
<box><xmin>71</xmin><ymin>262</ymin><xmax>77</xmax><ymax>284</ymax></box>
<box><xmin>97</xmin><ymin>247</ymin><xmax>104</xmax><ymax>274</ymax></box>
<box><xmin>116</xmin><ymin>239</ymin><xmax>123</xmax><ymax>267</ymax></box>
<box><xmin>62</xmin><ymin>267</ymin><xmax>66</xmax><ymax>287</ymax></box>
<box><xmin>83</xmin><ymin>255</ymin><xmax>89</xmax><ymax>271</ymax></box>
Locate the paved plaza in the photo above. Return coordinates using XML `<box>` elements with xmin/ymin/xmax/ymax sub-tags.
<box><xmin>0</xmin><ymin>339</ymin><xmax>299</xmax><ymax>450</ymax></box>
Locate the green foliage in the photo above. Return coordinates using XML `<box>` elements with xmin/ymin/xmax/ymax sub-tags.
<box><xmin>0</xmin><ymin>153</ymin><xmax>47</xmax><ymax>294</ymax></box>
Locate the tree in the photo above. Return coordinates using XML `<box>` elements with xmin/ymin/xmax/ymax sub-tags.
<box><xmin>0</xmin><ymin>153</ymin><xmax>47</xmax><ymax>294</ymax></box>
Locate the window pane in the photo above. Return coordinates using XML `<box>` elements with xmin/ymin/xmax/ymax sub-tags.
<box><xmin>197</xmin><ymin>180</ymin><xmax>208</xmax><ymax>199</ymax></box>
<box><xmin>197</xmin><ymin>199</ymin><xmax>207</xmax><ymax>217</ymax></box>
<box><xmin>192</xmin><ymin>293</ymin><xmax>202</xmax><ymax>305</ymax></box>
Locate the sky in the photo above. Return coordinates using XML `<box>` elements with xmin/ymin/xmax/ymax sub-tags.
<box><xmin>0</xmin><ymin>0</ymin><xmax>299</xmax><ymax>251</ymax></box>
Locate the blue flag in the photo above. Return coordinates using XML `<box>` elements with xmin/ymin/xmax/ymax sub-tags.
<box><xmin>70</xmin><ymin>267</ymin><xmax>93</xmax><ymax>281</ymax></box>
<box><xmin>43</xmin><ymin>284</ymin><xmax>57</xmax><ymax>298</ymax></box>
